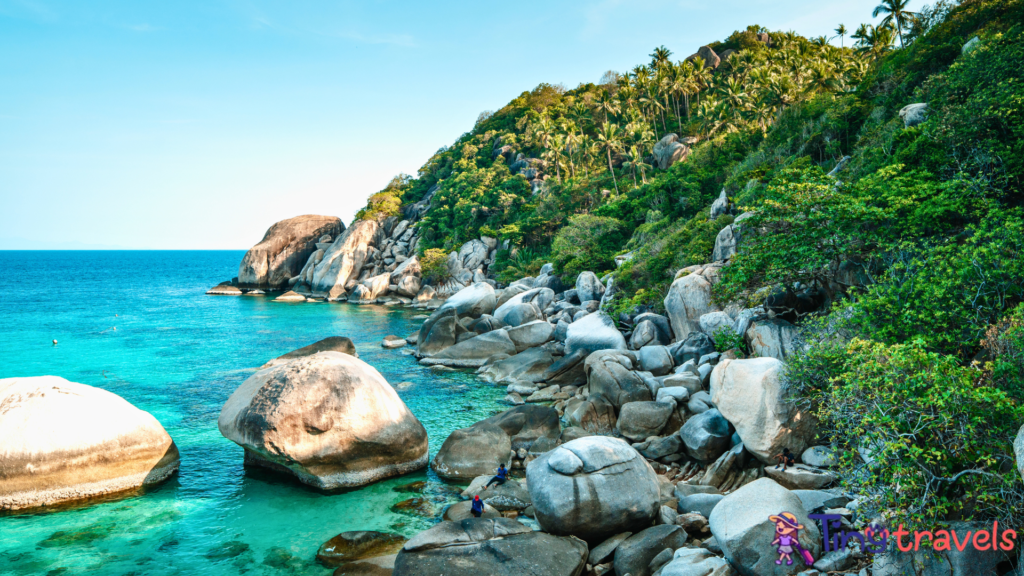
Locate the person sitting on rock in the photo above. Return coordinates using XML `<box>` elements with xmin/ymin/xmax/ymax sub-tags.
<box><xmin>774</xmin><ymin>448</ymin><xmax>796</xmax><ymax>471</ymax></box>
<box><xmin>470</xmin><ymin>495</ymin><xmax>484</xmax><ymax>518</ymax></box>
<box><xmin>484</xmin><ymin>464</ymin><xmax>509</xmax><ymax>488</ymax></box>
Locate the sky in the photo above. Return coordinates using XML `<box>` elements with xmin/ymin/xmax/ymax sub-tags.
<box><xmin>0</xmin><ymin>0</ymin><xmax>912</xmax><ymax>249</ymax></box>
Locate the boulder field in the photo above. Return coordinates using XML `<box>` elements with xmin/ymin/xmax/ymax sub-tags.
<box><xmin>0</xmin><ymin>376</ymin><xmax>180</xmax><ymax>511</ymax></box>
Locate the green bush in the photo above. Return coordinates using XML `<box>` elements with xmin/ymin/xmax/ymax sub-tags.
<box><xmin>790</xmin><ymin>337</ymin><xmax>1024</xmax><ymax>527</ymax></box>
<box><xmin>983</xmin><ymin>303</ymin><xmax>1024</xmax><ymax>398</ymax></box>
<box><xmin>419</xmin><ymin>248</ymin><xmax>451</xmax><ymax>285</ymax></box>
<box><xmin>551</xmin><ymin>215</ymin><xmax>628</xmax><ymax>279</ymax></box>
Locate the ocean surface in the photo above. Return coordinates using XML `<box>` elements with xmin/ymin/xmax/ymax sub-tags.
<box><xmin>0</xmin><ymin>250</ymin><xmax>505</xmax><ymax>576</ymax></box>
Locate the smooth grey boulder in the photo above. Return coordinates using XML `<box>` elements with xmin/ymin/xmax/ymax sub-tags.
<box><xmin>711</xmin><ymin>223</ymin><xmax>740</xmax><ymax>262</ymax></box>
<box><xmin>616</xmin><ymin>401</ymin><xmax>675</xmax><ymax>442</ymax></box>
<box><xmin>575</xmin><ymin>271</ymin><xmax>605</xmax><ymax>303</ymax></box>
<box><xmin>477</xmin><ymin>347</ymin><xmax>554</xmax><ymax>384</ymax></box>
<box><xmin>708</xmin><ymin>478</ymin><xmax>821</xmax><ymax>576</ymax></box>
<box><xmin>664</xmin><ymin>273</ymin><xmax>719</xmax><ymax>342</ymax></box>
<box><xmin>0</xmin><ymin>376</ymin><xmax>180</xmax><ymax>512</ymax></box>
<box><xmin>239</xmin><ymin>215</ymin><xmax>344</xmax><ymax>290</ymax></box>
<box><xmin>656</xmin><ymin>386</ymin><xmax>691</xmax><ymax>405</ymax></box>
<box><xmin>496</xmin><ymin>283</ymin><xmax>530</xmax><ymax>309</ymax></box>
<box><xmin>698</xmin><ymin>311</ymin><xmax>734</xmax><ymax>337</ymax></box>
<box><xmin>791</xmin><ymin>490</ymin><xmax>851</xmax><ymax>513</ymax></box>
<box><xmin>457</xmin><ymin>239</ymin><xmax>489</xmax><ymax>272</ymax></box>
<box><xmin>679</xmin><ymin>408</ymin><xmax>731</xmax><ymax>462</ymax></box>
<box><xmin>1014</xmin><ymin>424</ymin><xmax>1024</xmax><ymax>484</ymax></box>
<box><xmin>662</xmin><ymin>372</ymin><xmax>703</xmax><ymax>396</ymax></box>
<box><xmin>763</xmin><ymin>464</ymin><xmax>836</xmax><ymax>490</ymax></box>
<box><xmin>417</xmin><ymin>307</ymin><xmax>460</xmax><ymax>356</ymax></box>
<box><xmin>585</xmin><ymin>350</ymin><xmax>651</xmax><ymax>408</ymax></box>
<box><xmin>613</xmin><ymin>525</ymin><xmax>688</xmax><ymax>576</ymax></box>
<box><xmin>541</xmin><ymin>348</ymin><xmax>588</xmax><ymax>387</ymax></box>
<box><xmin>589</xmin><ymin>531</ymin><xmax>632</xmax><ymax>565</ymax></box>
<box><xmin>899</xmin><ymin>103</ymin><xmax>929</xmax><ymax>128</ymax></box>
<box><xmin>634</xmin><ymin>313</ymin><xmax>673</xmax><ymax>344</ymax></box>
<box><xmin>631</xmin><ymin>320</ymin><xmax>662</xmax><ymax>349</ymax></box>
<box><xmin>710</xmin><ymin>189</ymin><xmax>730</xmax><ymax>220</ymax></box>
<box><xmin>393</xmin><ymin>518</ymin><xmax>587</xmax><ymax>576</ymax></box>
<box><xmin>420</xmin><ymin>330</ymin><xmax>516</xmax><ymax>368</ymax></box>
<box><xmin>677</xmin><ymin>493</ymin><xmax>724</xmax><ymax>518</ymax></box>
<box><xmin>439</xmin><ymin>282</ymin><xmax>497</xmax><ymax>319</ymax></box>
<box><xmin>218</xmin><ymin>352</ymin><xmax>428</xmax><ymax>489</ymax></box>
<box><xmin>461</xmin><ymin>475</ymin><xmax>532</xmax><ymax>511</ymax></box>
<box><xmin>711</xmin><ymin>358</ymin><xmax>816</xmax><ymax>464</ymax></box>
<box><xmin>506</xmin><ymin>320</ymin><xmax>554</xmax><ymax>353</ymax></box>
<box><xmin>670</xmin><ymin>332</ymin><xmax>716</xmax><ymax>366</ymax></box>
<box><xmin>468</xmin><ymin>314</ymin><xmax>506</xmax><ymax>334</ymax></box>
<box><xmin>744</xmin><ymin>318</ymin><xmax>797</xmax><ymax>360</ymax></box>
<box><xmin>653</xmin><ymin>134</ymin><xmax>691</xmax><ymax>170</ymax></box>
<box><xmin>563</xmin><ymin>396</ymin><xmax>617</xmax><ymax>435</ymax></box>
<box><xmin>311</xmin><ymin>219</ymin><xmax>382</xmax><ymax>299</ymax></box>
<box><xmin>565</xmin><ymin>312</ymin><xmax>627</xmax><ymax>357</ymax></box>
<box><xmin>637</xmin><ymin>434</ymin><xmax>683</xmax><ymax>460</ymax></box>
<box><xmin>431</xmin><ymin>406</ymin><xmax>559</xmax><ymax>480</ymax></box>
<box><xmin>527</xmin><ymin>436</ymin><xmax>660</xmax><ymax>543</ymax></box>
<box><xmin>638</xmin><ymin>345</ymin><xmax>674</xmax><ymax>376</ymax></box>
<box><xmin>443</xmin><ymin>500</ymin><xmax>500</xmax><ymax>522</ymax></box>
<box><xmin>494</xmin><ymin>302</ymin><xmax>542</xmax><ymax>327</ymax></box>
<box><xmin>658</xmin><ymin>547</ymin><xmax>734</xmax><ymax>576</ymax></box>
<box><xmin>687</xmin><ymin>390</ymin><xmax>714</xmax><ymax>414</ymax></box>
<box><xmin>801</xmin><ymin>445</ymin><xmax>837</xmax><ymax>468</ymax></box>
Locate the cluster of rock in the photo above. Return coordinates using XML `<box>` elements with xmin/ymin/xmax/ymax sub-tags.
<box><xmin>209</xmin><ymin>212</ymin><xmax>515</xmax><ymax>305</ymax></box>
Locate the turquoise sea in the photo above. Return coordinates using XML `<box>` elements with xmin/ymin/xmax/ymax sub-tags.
<box><xmin>0</xmin><ymin>250</ymin><xmax>505</xmax><ymax>576</ymax></box>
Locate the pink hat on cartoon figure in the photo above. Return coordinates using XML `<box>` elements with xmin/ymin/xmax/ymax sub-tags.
<box><xmin>769</xmin><ymin>512</ymin><xmax>804</xmax><ymax>530</ymax></box>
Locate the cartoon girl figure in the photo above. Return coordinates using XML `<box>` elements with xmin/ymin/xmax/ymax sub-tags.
<box><xmin>770</xmin><ymin>512</ymin><xmax>813</xmax><ymax>566</ymax></box>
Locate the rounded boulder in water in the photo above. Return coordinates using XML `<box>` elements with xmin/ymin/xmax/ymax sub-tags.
<box><xmin>218</xmin><ymin>351</ymin><xmax>429</xmax><ymax>489</ymax></box>
<box><xmin>0</xmin><ymin>376</ymin><xmax>180</xmax><ymax>512</ymax></box>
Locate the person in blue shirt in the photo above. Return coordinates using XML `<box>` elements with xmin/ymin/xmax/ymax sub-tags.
<box><xmin>470</xmin><ymin>495</ymin><xmax>484</xmax><ymax>518</ymax></box>
<box><xmin>484</xmin><ymin>464</ymin><xmax>508</xmax><ymax>488</ymax></box>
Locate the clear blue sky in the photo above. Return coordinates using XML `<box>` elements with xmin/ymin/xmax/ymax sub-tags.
<box><xmin>0</xmin><ymin>0</ymin><xmax>907</xmax><ymax>249</ymax></box>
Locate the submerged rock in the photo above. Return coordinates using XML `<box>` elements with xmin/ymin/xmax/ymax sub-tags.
<box><xmin>218</xmin><ymin>351</ymin><xmax>428</xmax><ymax>489</ymax></box>
<box><xmin>0</xmin><ymin>376</ymin><xmax>180</xmax><ymax>511</ymax></box>
<box><xmin>317</xmin><ymin>531</ymin><xmax>406</xmax><ymax>567</ymax></box>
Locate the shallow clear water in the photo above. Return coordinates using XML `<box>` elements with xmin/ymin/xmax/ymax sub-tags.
<box><xmin>0</xmin><ymin>250</ymin><xmax>504</xmax><ymax>575</ymax></box>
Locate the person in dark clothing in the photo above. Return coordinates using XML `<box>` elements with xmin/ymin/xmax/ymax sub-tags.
<box><xmin>470</xmin><ymin>495</ymin><xmax>484</xmax><ymax>518</ymax></box>
<box><xmin>774</xmin><ymin>448</ymin><xmax>796</xmax><ymax>471</ymax></box>
<box><xmin>484</xmin><ymin>464</ymin><xmax>508</xmax><ymax>488</ymax></box>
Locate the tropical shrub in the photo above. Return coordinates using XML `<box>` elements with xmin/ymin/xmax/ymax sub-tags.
<box><xmin>550</xmin><ymin>215</ymin><xmax>627</xmax><ymax>279</ymax></box>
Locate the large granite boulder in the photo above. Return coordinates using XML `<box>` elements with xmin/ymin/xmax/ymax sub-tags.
<box><xmin>575</xmin><ymin>272</ymin><xmax>605</xmax><ymax>303</ymax></box>
<box><xmin>584</xmin><ymin>350</ymin><xmax>651</xmax><ymax>408</ymax></box>
<box><xmin>708</xmin><ymin>478</ymin><xmax>821</xmax><ymax>576</ymax></box>
<box><xmin>439</xmin><ymin>282</ymin><xmax>497</xmax><ymax>319</ymax></box>
<box><xmin>311</xmin><ymin>220</ymin><xmax>382</xmax><ymax>299</ymax></box>
<box><xmin>393</xmin><ymin>518</ymin><xmax>587</xmax><ymax>576</ymax></box>
<box><xmin>541</xmin><ymin>349</ymin><xmax>589</xmax><ymax>387</ymax></box>
<box><xmin>0</xmin><ymin>376</ymin><xmax>180</xmax><ymax>511</ymax></box>
<box><xmin>710</xmin><ymin>358</ymin><xmax>816</xmax><ymax>464</ymax></box>
<box><xmin>565</xmin><ymin>313</ymin><xmax>627</xmax><ymax>357</ymax></box>
<box><xmin>259</xmin><ymin>336</ymin><xmax>357</xmax><ymax>369</ymax></box>
<box><xmin>526</xmin><ymin>436</ymin><xmax>660</xmax><ymax>542</ymax></box>
<box><xmin>419</xmin><ymin>330</ymin><xmax>516</xmax><ymax>368</ymax></box>
<box><xmin>238</xmin><ymin>215</ymin><xmax>344</xmax><ymax>290</ymax></box>
<box><xmin>505</xmin><ymin>320</ymin><xmax>554</xmax><ymax>352</ymax></box>
<box><xmin>477</xmin><ymin>347</ymin><xmax>554</xmax><ymax>384</ymax></box>
<box><xmin>616</xmin><ymin>401</ymin><xmax>675</xmax><ymax>442</ymax></box>
<box><xmin>744</xmin><ymin>319</ymin><xmax>798</xmax><ymax>360</ymax></box>
<box><xmin>659</xmin><ymin>548</ymin><xmax>734</xmax><ymax>576</ymax></box>
<box><xmin>417</xmin><ymin>307</ymin><xmax>462</xmax><ymax>356</ymax></box>
<box><xmin>899</xmin><ymin>103</ymin><xmax>929</xmax><ymax>128</ymax></box>
<box><xmin>563</xmin><ymin>396</ymin><xmax>617</xmax><ymax>434</ymax></box>
<box><xmin>613</xmin><ymin>525</ymin><xmax>689</xmax><ymax>576</ymax></box>
<box><xmin>218</xmin><ymin>352</ymin><xmax>428</xmax><ymax>489</ymax></box>
<box><xmin>680</xmin><ymin>408</ymin><xmax>732</xmax><ymax>462</ymax></box>
<box><xmin>637</xmin><ymin>345</ymin><xmax>674</xmax><ymax>376</ymax></box>
<box><xmin>652</xmin><ymin>134</ymin><xmax>691</xmax><ymax>170</ymax></box>
<box><xmin>431</xmin><ymin>406</ymin><xmax>560</xmax><ymax>480</ymax></box>
<box><xmin>494</xmin><ymin>287</ymin><xmax>554</xmax><ymax>327</ymax></box>
<box><xmin>664</xmin><ymin>273</ymin><xmax>720</xmax><ymax>342</ymax></box>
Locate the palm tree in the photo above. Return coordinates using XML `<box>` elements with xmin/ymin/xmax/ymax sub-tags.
<box><xmin>873</xmin><ymin>0</ymin><xmax>918</xmax><ymax>48</ymax></box>
<box><xmin>834</xmin><ymin>24</ymin><xmax>848</xmax><ymax>48</ymax></box>
<box><xmin>650</xmin><ymin>45</ymin><xmax>673</xmax><ymax>68</ymax></box>
<box><xmin>596</xmin><ymin>90</ymin><xmax>620</xmax><ymax>123</ymax></box>
<box><xmin>597</xmin><ymin>123</ymin><xmax>623</xmax><ymax>193</ymax></box>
